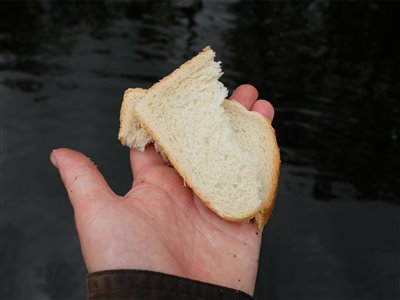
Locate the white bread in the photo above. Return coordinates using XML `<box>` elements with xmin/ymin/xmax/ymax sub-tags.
<box><xmin>118</xmin><ymin>88</ymin><xmax>152</xmax><ymax>151</ymax></box>
<box><xmin>119</xmin><ymin>47</ymin><xmax>280</xmax><ymax>228</ymax></box>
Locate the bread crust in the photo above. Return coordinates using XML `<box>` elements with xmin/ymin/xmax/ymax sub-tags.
<box><xmin>118</xmin><ymin>88</ymin><xmax>147</xmax><ymax>145</ymax></box>
<box><xmin>224</xmin><ymin>100</ymin><xmax>281</xmax><ymax>229</ymax></box>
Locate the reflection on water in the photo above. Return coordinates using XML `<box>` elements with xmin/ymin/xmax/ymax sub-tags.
<box><xmin>226</xmin><ymin>0</ymin><xmax>400</xmax><ymax>202</ymax></box>
<box><xmin>1</xmin><ymin>1</ymin><xmax>399</xmax><ymax>299</ymax></box>
<box><xmin>2</xmin><ymin>0</ymin><xmax>398</xmax><ymax>202</ymax></box>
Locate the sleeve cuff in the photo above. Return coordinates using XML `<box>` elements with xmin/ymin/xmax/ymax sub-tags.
<box><xmin>88</xmin><ymin>269</ymin><xmax>253</xmax><ymax>300</ymax></box>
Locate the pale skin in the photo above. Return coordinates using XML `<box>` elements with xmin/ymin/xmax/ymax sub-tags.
<box><xmin>50</xmin><ymin>84</ymin><xmax>275</xmax><ymax>295</ymax></box>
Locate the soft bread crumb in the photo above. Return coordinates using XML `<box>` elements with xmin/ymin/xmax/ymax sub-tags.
<box><xmin>118</xmin><ymin>47</ymin><xmax>280</xmax><ymax>227</ymax></box>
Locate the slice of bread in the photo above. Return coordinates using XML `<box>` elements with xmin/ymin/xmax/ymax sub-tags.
<box><xmin>119</xmin><ymin>88</ymin><xmax>152</xmax><ymax>151</ymax></box>
<box><xmin>119</xmin><ymin>47</ymin><xmax>280</xmax><ymax>228</ymax></box>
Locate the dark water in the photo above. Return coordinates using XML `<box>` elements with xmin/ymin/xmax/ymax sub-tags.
<box><xmin>1</xmin><ymin>1</ymin><xmax>399</xmax><ymax>299</ymax></box>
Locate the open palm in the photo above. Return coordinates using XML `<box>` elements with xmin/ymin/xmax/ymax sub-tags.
<box><xmin>50</xmin><ymin>85</ymin><xmax>275</xmax><ymax>295</ymax></box>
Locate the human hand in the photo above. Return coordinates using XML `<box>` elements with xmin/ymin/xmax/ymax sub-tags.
<box><xmin>50</xmin><ymin>84</ymin><xmax>275</xmax><ymax>295</ymax></box>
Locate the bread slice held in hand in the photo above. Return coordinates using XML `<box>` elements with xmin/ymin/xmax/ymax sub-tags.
<box><xmin>119</xmin><ymin>47</ymin><xmax>280</xmax><ymax>228</ymax></box>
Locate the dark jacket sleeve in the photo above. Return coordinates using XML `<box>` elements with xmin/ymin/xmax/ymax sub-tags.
<box><xmin>88</xmin><ymin>270</ymin><xmax>253</xmax><ymax>300</ymax></box>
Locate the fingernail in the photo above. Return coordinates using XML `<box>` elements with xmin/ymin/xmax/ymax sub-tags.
<box><xmin>50</xmin><ymin>149</ymin><xmax>59</xmax><ymax>168</ymax></box>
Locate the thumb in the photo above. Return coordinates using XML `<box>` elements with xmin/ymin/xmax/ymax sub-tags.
<box><xmin>50</xmin><ymin>148</ymin><xmax>115</xmax><ymax>210</ymax></box>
